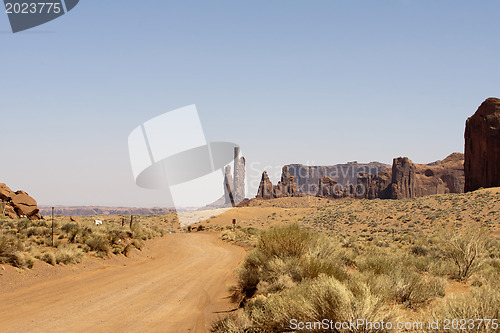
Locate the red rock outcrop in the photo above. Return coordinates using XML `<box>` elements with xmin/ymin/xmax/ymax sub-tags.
<box><xmin>256</xmin><ymin>171</ymin><xmax>274</xmax><ymax>199</ymax></box>
<box><xmin>276</xmin><ymin>166</ymin><xmax>301</xmax><ymax>197</ymax></box>
<box><xmin>256</xmin><ymin>166</ymin><xmax>302</xmax><ymax>199</ymax></box>
<box><xmin>0</xmin><ymin>183</ymin><xmax>42</xmax><ymax>220</ymax></box>
<box><xmin>316</xmin><ymin>177</ymin><xmax>340</xmax><ymax>197</ymax></box>
<box><xmin>465</xmin><ymin>98</ymin><xmax>500</xmax><ymax>192</ymax></box>
<box><xmin>391</xmin><ymin>157</ymin><xmax>416</xmax><ymax>199</ymax></box>
<box><xmin>357</xmin><ymin>169</ymin><xmax>393</xmax><ymax>199</ymax></box>
<box><xmin>358</xmin><ymin>153</ymin><xmax>465</xmax><ymax>199</ymax></box>
<box><xmin>415</xmin><ymin>152</ymin><xmax>464</xmax><ymax>196</ymax></box>
<box><xmin>287</xmin><ymin>162</ymin><xmax>390</xmax><ymax>195</ymax></box>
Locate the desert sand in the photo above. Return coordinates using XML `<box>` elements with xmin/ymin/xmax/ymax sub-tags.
<box><xmin>0</xmin><ymin>232</ymin><xmax>245</xmax><ymax>333</ymax></box>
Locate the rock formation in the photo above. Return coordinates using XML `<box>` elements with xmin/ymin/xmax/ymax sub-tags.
<box><xmin>256</xmin><ymin>171</ymin><xmax>274</xmax><ymax>199</ymax></box>
<box><xmin>287</xmin><ymin>162</ymin><xmax>390</xmax><ymax>195</ymax></box>
<box><xmin>276</xmin><ymin>166</ymin><xmax>301</xmax><ymax>197</ymax></box>
<box><xmin>358</xmin><ymin>153</ymin><xmax>465</xmax><ymax>199</ymax></box>
<box><xmin>223</xmin><ymin>165</ymin><xmax>234</xmax><ymax>205</ymax></box>
<box><xmin>0</xmin><ymin>183</ymin><xmax>42</xmax><ymax>220</ymax></box>
<box><xmin>415</xmin><ymin>152</ymin><xmax>465</xmax><ymax>196</ymax></box>
<box><xmin>316</xmin><ymin>177</ymin><xmax>340</xmax><ymax>197</ymax></box>
<box><xmin>465</xmin><ymin>98</ymin><xmax>500</xmax><ymax>192</ymax></box>
<box><xmin>357</xmin><ymin>169</ymin><xmax>393</xmax><ymax>199</ymax></box>
<box><xmin>256</xmin><ymin>166</ymin><xmax>302</xmax><ymax>199</ymax></box>
<box><xmin>391</xmin><ymin>157</ymin><xmax>416</xmax><ymax>199</ymax></box>
<box><xmin>233</xmin><ymin>147</ymin><xmax>246</xmax><ymax>203</ymax></box>
<box><xmin>222</xmin><ymin>147</ymin><xmax>246</xmax><ymax>206</ymax></box>
<box><xmin>256</xmin><ymin>153</ymin><xmax>464</xmax><ymax>201</ymax></box>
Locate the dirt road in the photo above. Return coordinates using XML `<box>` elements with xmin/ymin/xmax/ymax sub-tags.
<box><xmin>0</xmin><ymin>232</ymin><xmax>245</xmax><ymax>333</ymax></box>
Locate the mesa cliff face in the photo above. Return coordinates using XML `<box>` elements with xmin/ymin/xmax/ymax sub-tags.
<box><xmin>358</xmin><ymin>153</ymin><xmax>465</xmax><ymax>199</ymax></box>
<box><xmin>415</xmin><ymin>152</ymin><xmax>465</xmax><ymax>196</ymax></box>
<box><xmin>286</xmin><ymin>162</ymin><xmax>390</xmax><ymax>195</ymax></box>
<box><xmin>0</xmin><ymin>183</ymin><xmax>42</xmax><ymax>220</ymax></box>
<box><xmin>465</xmin><ymin>98</ymin><xmax>500</xmax><ymax>192</ymax></box>
<box><xmin>257</xmin><ymin>153</ymin><xmax>464</xmax><ymax>201</ymax></box>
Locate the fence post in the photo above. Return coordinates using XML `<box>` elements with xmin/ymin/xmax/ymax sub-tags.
<box><xmin>51</xmin><ymin>207</ymin><xmax>54</xmax><ymax>247</ymax></box>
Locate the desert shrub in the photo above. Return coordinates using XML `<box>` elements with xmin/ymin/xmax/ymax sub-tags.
<box><xmin>131</xmin><ymin>239</ymin><xmax>143</xmax><ymax>250</ymax></box>
<box><xmin>358</xmin><ymin>255</ymin><xmax>395</xmax><ymax>275</ymax></box>
<box><xmin>231</xmin><ymin>225</ymin><xmax>347</xmax><ymax>307</ymax></box>
<box><xmin>55</xmin><ymin>244</ymin><xmax>84</xmax><ymax>264</ymax></box>
<box><xmin>130</xmin><ymin>223</ymin><xmax>151</xmax><ymax>240</ymax></box>
<box><xmin>112</xmin><ymin>245</ymin><xmax>124</xmax><ymax>255</ymax></box>
<box><xmin>11</xmin><ymin>252</ymin><xmax>34</xmax><ymax>269</ymax></box>
<box><xmin>411</xmin><ymin>245</ymin><xmax>429</xmax><ymax>256</ymax></box>
<box><xmin>216</xmin><ymin>274</ymin><xmax>397</xmax><ymax>333</ymax></box>
<box><xmin>0</xmin><ymin>232</ymin><xmax>24</xmax><ymax>265</ymax></box>
<box><xmin>25</xmin><ymin>227</ymin><xmax>49</xmax><ymax>238</ymax></box>
<box><xmin>123</xmin><ymin>243</ymin><xmax>134</xmax><ymax>256</ymax></box>
<box><xmin>391</xmin><ymin>270</ymin><xmax>444</xmax><ymax>308</ymax></box>
<box><xmin>357</xmin><ymin>254</ymin><xmax>444</xmax><ymax>308</ymax></box>
<box><xmin>424</xmin><ymin>284</ymin><xmax>500</xmax><ymax>332</ymax></box>
<box><xmin>41</xmin><ymin>252</ymin><xmax>56</xmax><ymax>265</ymax></box>
<box><xmin>61</xmin><ymin>222</ymin><xmax>80</xmax><ymax>234</ymax></box>
<box><xmin>257</xmin><ymin>224</ymin><xmax>314</xmax><ymax>258</ymax></box>
<box><xmin>221</xmin><ymin>227</ymin><xmax>258</xmax><ymax>246</ymax></box>
<box><xmin>441</xmin><ymin>228</ymin><xmax>488</xmax><ymax>281</ymax></box>
<box><xmin>86</xmin><ymin>234</ymin><xmax>111</xmax><ymax>254</ymax></box>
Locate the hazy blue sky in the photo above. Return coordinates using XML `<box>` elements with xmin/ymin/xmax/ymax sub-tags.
<box><xmin>1</xmin><ymin>1</ymin><xmax>499</xmax><ymax>207</ymax></box>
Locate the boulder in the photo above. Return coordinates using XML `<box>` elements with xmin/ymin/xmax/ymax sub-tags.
<box><xmin>0</xmin><ymin>183</ymin><xmax>15</xmax><ymax>202</ymax></box>
<box><xmin>0</xmin><ymin>184</ymin><xmax>41</xmax><ymax>220</ymax></box>
<box><xmin>465</xmin><ymin>98</ymin><xmax>500</xmax><ymax>192</ymax></box>
<box><xmin>3</xmin><ymin>204</ymin><xmax>18</xmax><ymax>219</ymax></box>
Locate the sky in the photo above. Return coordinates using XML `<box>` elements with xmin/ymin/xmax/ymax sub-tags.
<box><xmin>0</xmin><ymin>0</ymin><xmax>499</xmax><ymax>207</ymax></box>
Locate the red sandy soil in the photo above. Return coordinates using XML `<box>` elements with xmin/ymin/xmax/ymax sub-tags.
<box><xmin>0</xmin><ymin>232</ymin><xmax>245</xmax><ymax>333</ymax></box>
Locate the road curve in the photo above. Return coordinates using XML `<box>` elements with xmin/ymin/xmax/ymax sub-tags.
<box><xmin>0</xmin><ymin>232</ymin><xmax>245</xmax><ymax>333</ymax></box>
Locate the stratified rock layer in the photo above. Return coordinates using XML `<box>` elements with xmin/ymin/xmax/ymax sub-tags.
<box><xmin>358</xmin><ymin>153</ymin><xmax>465</xmax><ymax>199</ymax></box>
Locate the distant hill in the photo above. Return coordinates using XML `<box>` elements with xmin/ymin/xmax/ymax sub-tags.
<box><xmin>38</xmin><ymin>206</ymin><xmax>175</xmax><ymax>217</ymax></box>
